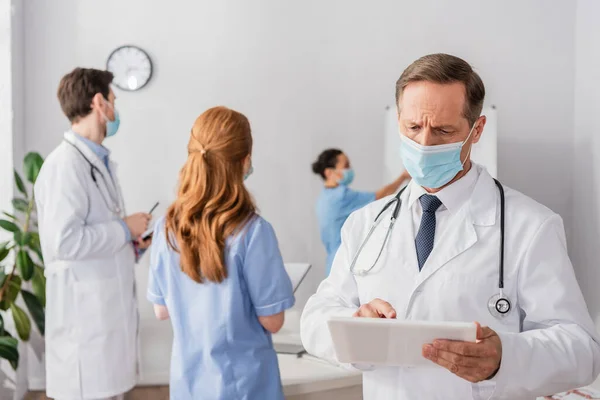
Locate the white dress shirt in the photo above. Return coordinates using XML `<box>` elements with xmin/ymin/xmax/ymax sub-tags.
<box><xmin>407</xmin><ymin>164</ymin><xmax>479</xmax><ymax>248</ymax></box>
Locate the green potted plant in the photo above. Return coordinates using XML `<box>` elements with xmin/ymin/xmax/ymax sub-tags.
<box><xmin>0</xmin><ymin>152</ymin><xmax>46</xmax><ymax>370</ymax></box>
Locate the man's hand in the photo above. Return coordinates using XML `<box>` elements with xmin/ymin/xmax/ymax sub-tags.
<box><xmin>353</xmin><ymin>298</ymin><xmax>396</xmax><ymax>318</ymax></box>
<box><xmin>136</xmin><ymin>236</ymin><xmax>152</xmax><ymax>250</ymax></box>
<box><xmin>422</xmin><ymin>322</ymin><xmax>502</xmax><ymax>383</ymax></box>
<box><xmin>124</xmin><ymin>213</ymin><xmax>151</xmax><ymax>238</ymax></box>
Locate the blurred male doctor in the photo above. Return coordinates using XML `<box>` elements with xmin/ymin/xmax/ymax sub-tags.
<box><xmin>35</xmin><ymin>68</ymin><xmax>151</xmax><ymax>400</ymax></box>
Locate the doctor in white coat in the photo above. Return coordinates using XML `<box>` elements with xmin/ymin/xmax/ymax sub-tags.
<box><xmin>301</xmin><ymin>53</ymin><xmax>600</xmax><ymax>400</ymax></box>
<box><xmin>35</xmin><ymin>68</ymin><xmax>151</xmax><ymax>400</ymax></box>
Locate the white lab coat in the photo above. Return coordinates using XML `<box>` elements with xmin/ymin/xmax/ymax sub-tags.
<box><xmin>301</xmin><ymin>164</ymin><xmax>600</xmax><ymax>400</ymax></box>
<box><xmin>35</xmin><ymin>132</ymin><xmax>138</xmax><ymax>399</ymax></box>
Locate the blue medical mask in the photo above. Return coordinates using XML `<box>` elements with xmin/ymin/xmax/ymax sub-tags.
<box><xmin>244</xmin><ymin>164</ymin><xmax>254</xmax><ymax>181</ymax></box>
<box><xmin>101</xmin><ymin>100</ymin><xmax>120</xmax><ymax>138</ymax></box>
<box><xmin>337</xmin><ymin>168</ymin><xmax>355</xmax><ymax>186</ymax></box>
<box><xmin>399</xmin><ymin>124</ymin><xmax>475</xmax><ymax>189</ymax></box>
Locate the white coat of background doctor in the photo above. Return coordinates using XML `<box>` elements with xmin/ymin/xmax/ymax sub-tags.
<box><xmin>35</xmin><ymin>68</ymin><xmax>151</xmax><ymax>400</ymax></box>
<box><xmin>301</xmin><ymin>53</ymin><xmax>600</xmax><ymax>400</ymax></box>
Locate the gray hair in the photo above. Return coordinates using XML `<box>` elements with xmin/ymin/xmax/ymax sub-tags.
<box><xmin>395</xmin><ymin>53</ymin><xmax>485</xmax><ymax>126</ymax></box>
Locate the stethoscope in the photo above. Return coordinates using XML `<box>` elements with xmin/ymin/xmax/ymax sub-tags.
<box><xmin>349</xmin><ymin>179</ymin><xmax>512</xmax><ymax>318</ymax></box>
<box><xmin>65</xmin><ymin>140</ymin><xmax>124</xmax><ymax>217</ymax></box>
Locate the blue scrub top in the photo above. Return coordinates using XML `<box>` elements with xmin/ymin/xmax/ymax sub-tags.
<box><xmin>147</xmin><ymin>215</ymin><xmax>295</xmax><ymax>400</ymax></box>
<box><xmin>316</xmin><ymin>186</ymin><xmax>376</xmax><ymax>275</ymax></box>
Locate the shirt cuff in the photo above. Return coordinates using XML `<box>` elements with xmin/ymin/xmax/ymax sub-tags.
<box><xmin>137</xmin><ymin>248</ymin><xmax>147</xmax><ymax>262</ymax></box>
<box><xmin>147</xmin><ymin>289</ymin><xmax>166</xmax><ymax>306</ymax></box>
<box><xmin>486</xmin><ymin>330</ymin><xmax>517</xmax><ymax>400</ymax></box>
<box><xmin>118</xmin><ymin>219</ymin><xmax>132</xmax><ymax>242</ymax></box>
<box><xmin>254</xmin><ymin>296</ymin><xmax>295</xmax><ymax>317</ymax></box>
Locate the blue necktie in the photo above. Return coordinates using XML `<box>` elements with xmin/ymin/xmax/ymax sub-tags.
<box><xmin>415</xmin><ymin>194</ymin><xmax>442</xmax><ymax>271</ymax></box>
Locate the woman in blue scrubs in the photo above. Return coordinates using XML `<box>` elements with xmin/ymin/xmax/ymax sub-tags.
<box><xmin>312</xmin><ymin>149</ymin><xmax>410</xmax><ymax>276</ymax></box>
<box><xmin>147</xmin><ymin>107</ymin><xmax>295</xmax><ymax>400</ymax></box>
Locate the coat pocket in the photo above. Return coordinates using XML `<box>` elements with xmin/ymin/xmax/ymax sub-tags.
<box><xmin>74</xmin><ymin>276</ymin><xmax>122</xmax><ymax>342</ymax></box>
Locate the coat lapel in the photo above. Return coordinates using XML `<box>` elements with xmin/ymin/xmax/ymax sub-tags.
<box><xmin>413</xmin><ymin>166</ymin><xmax>498</xmax><ymax>289</ymax></box>
<box><xmin>415</xmin><ymin>206</ymin><xmax>478</xmax><ymax>287</ymax></box>
<box><xmin>63</xmin><ymin>131</ymin><xmax>122</xmax><ymax>213</ymax></box>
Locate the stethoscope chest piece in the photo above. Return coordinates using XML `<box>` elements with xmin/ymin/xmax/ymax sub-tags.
<box><xmin>488</xmin><ymin>292</ymin><xmax>511</xmax><ymax>318</ymax></box>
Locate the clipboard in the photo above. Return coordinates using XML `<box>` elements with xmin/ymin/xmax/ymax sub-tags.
<box><xmin>141</xmin><ymin>202</ymin><xmax>160</xmax><ymax>240</ymax></box>
<box><xmin>327</xmin><ymin>317</ymin><xmax>477</xmax><ymax>367</ymax></box>
<box><xmin>283</xmin><ymin>263</ymin><xmax>311</xmax><ymax>294</ymax></box>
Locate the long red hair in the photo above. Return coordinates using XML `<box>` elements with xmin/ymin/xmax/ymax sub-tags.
<box><xmin>165</xmin><ymin>106</ymin><xmax>256</xmax><ymax>283</ymax></box>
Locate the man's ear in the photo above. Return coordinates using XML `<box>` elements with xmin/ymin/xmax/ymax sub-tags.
<box><xmin>90</xmin><ymin>93</ymin><xmax>105</xmax><ymax>111</ymax></box>
<box><xmin>471</xmin><ymin>115</ymin><xmax>487</xmax><ymax>145</ymax></box>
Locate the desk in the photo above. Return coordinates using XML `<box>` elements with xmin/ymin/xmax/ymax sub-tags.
<box><xmin>279</xmin><ymin>354</ymin><xmax>362</xmax><ymax>399</ymax></box>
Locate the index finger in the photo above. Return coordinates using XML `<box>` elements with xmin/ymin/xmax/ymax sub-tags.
<box><xmin>432</xmin><ymin>340</ymin><xmax>492</xmax><ymax>358</ymax></box>
<box><xmin>354</xmin><ymin>304</ymin><xmax>380</xmax><ymax>318</ymax></box>
<box><xmin>369</xmin><ymin>298</ymin><xmax>396</xmax><ymax>318</ymax></box>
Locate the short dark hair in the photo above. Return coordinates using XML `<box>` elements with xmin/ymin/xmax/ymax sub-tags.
<box><xmin>312</xmin><ymin>149</ymin><xmax>343</xmax><ymax>179</ymax></box>
<box><xmin>57</xmin><ymin>68</ymin><xmax>114</xmax><ymax>123</ymax></box>
<box><xmin>395</xmin><ymin>54</ymin><xmax>485</xmax><ymax>125</ymax></box>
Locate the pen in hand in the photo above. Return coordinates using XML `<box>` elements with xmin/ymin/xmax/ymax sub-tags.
<box><xmin>148</xmin><ymin>202</ymin><xmax>159</xmax><ymax>215</ymax></box>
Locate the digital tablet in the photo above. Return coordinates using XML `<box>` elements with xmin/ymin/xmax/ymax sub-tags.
<box><xmin>327</xmin><ymin>317</ymin><xmax>477</xmax><ymax>367</ymax></box>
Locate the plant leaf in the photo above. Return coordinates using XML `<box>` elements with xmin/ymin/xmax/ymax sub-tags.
<box><xmin>0</xmin><ymin>244</ymin><xmax>9</xmax><ymax>263</ymax></box>
<box><xmin>0</xmin><ymin>313</ymin><xmax>4</xmax><ymax>335</ymax></box>
<box><xmin>13</xmin><ymin>231</ymin><xmax>22</xmax><ymax>246</ymax></box>
<box><xmin>32</xmin><ymin>266</ymin><xmax>46</xmax><ymax>307</ymax></box>
<box><xmin>0</xmin><ymin>220</ymin><xmax>19</xmax><ymax>233</ymax></box>
<box><xmin>13</xmin><ymin>170</ymin><xmax>27</xmax><ymax>198</ymax></box>
<box><xmin>17</xmin><ymin>250</ymin><xmax>34</xmax><ymax>281</ymax></box>
<box><xmin>0</xmin><ymin>335</ymin><xmax>19</xmax><ymax>370</ymax></box>
<box><xmin>21</xmin><ymin>290</ymin><xmax>44</xmax><ymax>336</ymax></box>
<box><xmin>23</xmin><ymin>152</ymin><xmax>44</xmax><ymax>184</ymax></box>
<box><xmin>10</xmin><ymin>303</ymin><xmax>31</xmax><ymax>341</ymax></box>
<box><xmin>28</xmin><ymin>233</ymin><xmax>43</xmax><ymax>263</ymax></box>
<box><xmin>33</xmin><ymin>248</ymin><xmax>43</xmax><ymax>264</ymax></box>
<box><xmin>12</xmin><ymin>198</ymin><xmax>29</xmax><ymax>213</ymax></box>
<box><xmin>0</xmin><ymin>275</ymin><xmax>22</xmax><ymax>311</ymax></box>
<box><xmin>14</xmin><ymin>231</ymin><xmax>31</xmax><ymax>247</ymax></box>
<box><xmin>2</xmin><ymin>212</ymin><xmax>16</xmax><ymax>220</ymax></box>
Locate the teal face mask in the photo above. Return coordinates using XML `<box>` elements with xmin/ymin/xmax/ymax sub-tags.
<box><xmin>400</xmin><ymin>123</ymin><xmax>475</xmax><ymax>189</ymax></box>
<box><xmin>244</xmin><ymin>164</ymin><xmax>254</xmax><ymax>181</ymax></box>
<box><xmin>102</xmin><ymin>100</ymin><xmax>120</xmax><ymax>138</ymax></box>
<box><xmin>337</xmin><ymin>168</ymin><xmax>355</xmax><ymax>186</ymax></box>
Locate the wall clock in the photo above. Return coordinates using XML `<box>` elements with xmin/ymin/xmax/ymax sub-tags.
<box><xmin>106</xmin><ymin>45</ymin><xmax>153</xmax><ymax>91</ymax></box>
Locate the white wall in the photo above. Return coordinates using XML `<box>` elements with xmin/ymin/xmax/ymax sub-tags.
<box><xmin>0</xmin><ymin>0</ymin><xmax>13</xmax><ymax>218</ymax></box>
<box><xmin>0</xmin><ymin>1</ymin><xmax>29</xmax><ymax>398</ymax></box>
<box><xmin>21</xmin><ymin>0</ymin><xmax>580</xmax><ymax>385</ymax></box>
<box><xmin>23</xmin><ymin>0</ymin><xmax>577</xmax><ymax>293</ymax></box>
<box><xmin>10</xmin><ymin>0</ymin><xmax>23</xmax><ymax>166</ymax></box>
<box><xmin>0</xmin><ymin>1</ymin><xmax>17</xmax><ymax>394</ymax></box>
<box><xmin>572</xmin><ymin>0</ymin><xmax>600</xmax><ymax>355</ymax></box>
